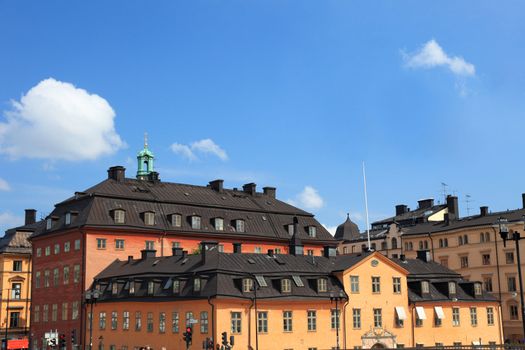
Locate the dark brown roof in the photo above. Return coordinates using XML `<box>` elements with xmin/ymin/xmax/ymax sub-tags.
<box><xmin>334</xmin><ymin>214</ymin><xmax>360</xmax><ymax>241</ymax></box>
<box><xmin>32</xmin><ymin>176</ymin><xmax>335</xmax><ymax>244</ymax></box>
<box><xmin>0</xmin><ymin>230</ymin><xmax>33</xmax><ymax>254</ymax></box>
<box><xmin>372</xmin><ymin>204</ymin><xmax>447</xmax><ymax>227</ymax></box>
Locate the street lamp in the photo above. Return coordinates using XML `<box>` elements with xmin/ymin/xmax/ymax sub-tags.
<box><xmin>84</xmin><ymin>289</ymin><xmax>100</xmax><ymax>350</ymax></box>
<box><xmin>330</xmin><ymin>290</ymin><xmax>346</xmax><ymax>350</ymax></box>
<box><xmin>498</xmin><ymin>217</ymin><xmax>525</xmax><ymax>340</ymax></box>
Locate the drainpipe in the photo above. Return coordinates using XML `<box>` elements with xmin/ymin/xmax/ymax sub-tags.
<box><xmin>207</xmin><ymin>297</ymin><xmax>215</xmax><ymax>349</ymax></box>
<box><xmin>342</xmin><ymin>298</ymin><xmax>349</xmax><ymax>350</ymax></box>
<box><xmin>427</xmin><ymin>233</ymin><xmax>435</xmax><ymax>261</ymax></box>
<box><xmin>248</xmin><ymin>296</ymin><xmax>254</xmax><ymax>350</ymax></box>
<box><xmin>492</xmin><ymin>227</ymin><xmax>503</xmax><ymax>305</ymax></box>
<box><xmin>81</xmin><ymin>229</ymin><xmax>87</xmax><ymax>350</ymax></box>
<box><xmin>410</xmin><ymin>304</ymin><xmax>415</xmax><ymax>347</ymax></box>
<box><xmin>24</xmin><ymin>254</ymin><xmax>31</xmax><ymax>336</ymax></box>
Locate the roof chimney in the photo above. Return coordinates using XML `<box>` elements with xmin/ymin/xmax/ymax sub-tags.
<box><xmin>108</xmin><ymin>166</ymin><xmax>126</xmax><ymax>182</ymax></box>
<box><xmin>416</xmin><ymin>250</ymin><xmax>431</xmax><ymax>263</ymax></box>
<box><xmin>522</xmin><ymin>193</ymin><xmax>525</xmax><ymax>209</ymax></box>
<box><xmin>242</xmin><ymin>183</ymin><xmax>256</xmax><ymax>195</ymax></box>
<box><xmin>200</xmin><ymin>241</ymin><xmax>219</xmax><ymax>264</ymax></box>
<box><xmin>148</xmin><ymin>171</ymin><xmax>160</xmax><ymax>182</ymax></box>
<box><xmin>289</xmin><ymin>217</ymin><xmax>304</xmax><ymax>256</ymax></box>
<box><xmin>233</xmin><ymin>243</ymin><xmax>242</xmax><ymax>254</ymax></box>
<box><xmin>446</xmin><ymin>195</ymin><xmax>459</xmax><ymax>220</ymax></box>
<box><xmin>395</xmin><ymin>205</ymin><xmax>408</xmax><ymax>216</ymax></box>
<box><xmin>209</xmin><ymin>179</ymin><xmax>224</xmax><ymax>193</ymax></box>
<box><xmin>267</xmin><ymin>249</ymin><xmax>274</xmax><ymax>257</ymax></box>
<box><xmin>480</xmin><ymin>206</ymin><xmax>489</xmax><ymax>217</ymax></box>
<box><xmin>24</xmin><ymin>209</ymin><xmax>36</xmax><ymax>225</ymax></box>
<box><xmin>418</xmin><ymin>198</ymin><xmax>434</xmax><ymax>210</ymax></box>
<box><xmin>263</xmin><ymin>187</ymin><xmax>276</xmax><ymax>199</ymax></box>
<box><xmin>172</xmin><ymin>247</ymin><xmax>183</xmax><ymax>256</ymax></box>
<box><xmin>127</xmin><ymin>255</ymin><xmax>133</xmax><ymax>263</ymax></box>
<box><xmin>141</xmin><ymin>249</ymin><xmax>156</xmax><ymax>260</ymax></box>
<box><xmin>323</xmin><ymin>246</ymin><xmax>337</xmax><ymax>258</ymax></box>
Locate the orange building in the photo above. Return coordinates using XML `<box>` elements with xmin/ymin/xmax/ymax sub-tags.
<box><xmin>79</xmin><ymin>242</ymin><xmax>502</xmax><ymax>350</ymax></box>
<box><xmin>28</xmin><ymin>143</ymin><xmax>337</xmax><ymax>350</ymax></box>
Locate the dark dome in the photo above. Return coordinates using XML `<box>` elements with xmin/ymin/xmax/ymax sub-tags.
<box><xmin>334</xmin><ymin>214</ymin><xmax>360</xmax><ymax>241</ymax></box>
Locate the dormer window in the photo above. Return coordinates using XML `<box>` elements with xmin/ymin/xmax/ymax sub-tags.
<box><xmin>474</xmin><ymin>282</ymin><xmax>482</xmax><ymax>296</ymax></box>
<box><xmin>242</xmin><ymin>278</ymin><xmax>253</xmax><ymax>292</ymax></box>
<box><xmin>46</xmin><ymin>218</ymin><xmax>52</xmax><ymax>230</ymax></box>
<box><xmin>144</xmin><ymin>212</ymin><xmax>155</xmax><ymax>226</ymax></box>
<box><xmin>448</xmin><ymin>281</ymin><xmax>457</xmax><ymax>295</ymax></box>
<box><xmin>281</xmin><ymin>279</ymin><xmax>291</xmax><ymax>293</ymax></box>
<box><xmin>191</xmin><ymin>216</ymin><xmax>201</xmax><ymax>230</ymax></box>
<box><xmin>171</xmin><ymin>214</ymin><xmax>182</xmax><ymax>227</ymax></box>
<box><xmin>214</xmin><ymin>218</ymin><xmax>224</xmax><ymax>231</ymax></box>
<box><xmin>235</xmin><ymin>219</ymin><xmax>245</xmax><ymax>233</ymax></box>
<box><xmin>112</xmin><ymin>283</ymin><xmax>118</xmax><ymax>295</ymax></box>
<box><xmin>421</xmin><ymin>281</ymin><xmax>430</xmax><ymax>294</ymax></box>
<box><xmin>147</xmin><ymin>281</ymin><xmax>154</xmax><ymax>295</ymax></box>
<box><xmin>308</xmin><ymin>226</ymin><xmax>317</xmax><ymax>238</ymax></box>
<box><xmin>173</xmin><ymin>280</ymin><xmax>180</xmax><ymax>294</ymax></box>
<box><xmin>194</xmin><ymin>278</ymin><xmax>201</xmax><ymax>292</ymax></box>
<box><xmin>287</xmin><ymin>224</ymin><xmax>294</xmax><ymax>236</ymax></box>
<box><xmin>317</xmin><ymin>278</ymin><xmax>327</xmax><ymax>292</ymax></box>
<box><xmin>65</xmin><ymin>213</ymin><xmax>72</xmax><ymax>225</ymax></box>
<box><xmin>113</xmin><ymin>209</ymin><xmax>125</xmax><ymax>224</ymax></box>
<box><xmin>129</xmin><ymin>281</ymin><xmax>135</xmax><ymax>295</ymax></box>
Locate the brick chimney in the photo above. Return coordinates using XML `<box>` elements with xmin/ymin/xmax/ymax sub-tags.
<box><xmin>446</xmin><ymin>195</ymin><xmax>459</xmax><ymax>220</ymax></box>
<box><xmin>480</xmin><ymin>206</ymin><xmax>489</xmax><ymax>217</ymax></box>
<box><xmin>395</xmin><ymin>205</ymin><xmax>408</xmax><ymax>216</ymax></box>
<box><xmin>24</xmin><ymin>209</ymin><xmax>36</xmax><ymax>225</ymax></box>
<box><xmin>242</xmin><ymin>183</ymin><xmax>256</xmax><ymax>195</ymax></box>
<box><xmin>209</xmin><ymin>179</ymin><xmax>224</xmax><ymax>193</ymax></box>
<box><xmin>263</xmin><ymin>187</ymin><xmax>276</xmax><ymax>199</ymax></box>
<box><xmin>418</xmin><ymin>198</ymin><xmax>434</xmax><ymax>210</ymax></box>
<box><xmin>108</xmin><ymin>166</ymin><xmax>126</xmax><ymax>182</ymax></box>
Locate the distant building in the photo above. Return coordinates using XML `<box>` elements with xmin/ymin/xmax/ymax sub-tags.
<box><xmin>87</xmin><ymin>241</ymin><xmax>502</xmax><ymax>350</ymax></box>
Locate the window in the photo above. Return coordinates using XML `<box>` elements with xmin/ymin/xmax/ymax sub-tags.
<box><xmin>194</xmin><ymin>278</ymin><xmax>201</xmax><ymax>292</ymax></box>
<box><xmin>307</xmin><ymin>310</ymin><xmax>316</xmax><ymax>331</ymax></box>
<box><xmin>191</xmin><ymin>216</ymin><xmax>201</xmax><ymax>229</ymax></box>
<box><xmin>236</xmin><ymin>219</ymin><xmax>245</xmax><ymax>232</ymax></box>
<box><xmin>440</xmin><ymin>258</ymin><xmax>448</xmax><ymax>267</ymax></box>
<box><xmin>129</xmin><ymin>281</ymin><xmax>136</xmax><ymax>295</ymax></box>
<box><xmin>474</xmin><ymin>283</ymin><xmax>482</xmax><ymax>296</ymax></box>
<box><xmin>274</xmin><ymin>248</ymin><xmax>281</xmax><ymax>254</ymax></box>
<box><xmin>111</xmin><ymin>311</ymin><xmax>118</xmax><ymax>330</ymax></box>
<box><xmin>115</xmin><ymin>239</ymin><xmax>124</xmax><ymax>250</ymax></box>
<box><xmin>74</xmin><ymin>264</ymin><xmax>80</xmax><ymax>283</ymax></box>
<box><xmin>35</xmin><ymin>271</ymin><xmax>41</xmax><ymax>288</ymax></box>
<box><xmin>317</xmin><ymin>279</ymin><xmax>327</xmax><ymax>292</ymax></box>
<box><xmin>288</xmin><ymin>224</ymin><xmax>295</xmax><ymax>236</ymax></box>
<box><xmin>395</xmin><ymin>308</ymin><xmax>404</xmax><ymax>328</ymax></box>
<box><xmin>171</xmin><ymin>312</ymin><xmax>179</xmax><ymax>333</ymax></box>
<box><xmin>72</xmin><ymin>301</ymin><xmax>79</xmax><ymax>320</ymax></box>
<box><xmin>114</xmin><ymin>209</ymin><xmax>125</xmax><ymax>224</ymax></box>
<box><xmin>418</xmin><ymin>241</ymin><xmax>423</xmax><ymax>250</ymax></box>
<box><xmin>508</xmin><ymin>276</ymin><xmax>517</xmax><ymax>292</ymax></box>
<box><xmin>12</xmin><ymin>260</ymin><xmax>22</xmax><ymax>272</ymax></box>
<box><xmin>483</xmin><ymin>277</ymin><xmax>493</xmax><ymax>292</ymax></box>
<box><xmin>470</xmin><ymin>307</ymin><xmax>477</xmax><ymax>326</ymax></box>
<box><xmin>307</xmin><ymin>249</ymin><xmax>314</xmax><ymax>256</ymax></box>
<box><xmin>74</xmin><ymin>239</ymin><xmax>81</xmax><ymax>250</ymax></box>
<box><xmin>242</xmin><ymin>278</ymin><xmax>253</xmax><ymax>292</ymax></box>
<box><xmin>9</xmin><ymin>312</ymin><xmax>20</xmax><ymax>328</ymax></box>
<box><xmin>159</xmin><ymin>312</ymin><xmax>166</xmax><ymax>333</ymax></box>
<box><xmin>231</xmin><ymin>312</ymin><xmax>241</xmax><ymax>334</ymax></box>
<box><xmin>449</xmin><ymin>282</ymin><xmax>456</xmax><ymax>294</ymax></box>
<box><xmin>62</xmin><ymin>303</ymin><xmax>68</xmax><ymax>321</ymax></box>
<box><xmin>214</xmin><ymin>218</ymin><xmax>224</xmax><ymax>231</ymax></box>
<box><xmin>434</xmin><ymin>310</ymin><xmax>442</xmax><ymax>327</ymax></box>
<box><xmin>381</xmin><ymin>241</ymin><xmax>388</xmax><ymax>250</ymax></box>
<box><xmin>373</xmin><ymin>308</ymin><xmax>382</xmax><ymax>327</ymax></box>
<box><xmin>281</xmin><ymin>279</ymin><xmax>291</xmax><ymax>293</ymax></box>
<box><xmin>510</xmin><ymin>305</ymin><xmax>519</xmax><ymax>320</ymax></box>
<box><xmin>200</xmin><ymin>311</ymin><xmax>208</xmax><ymax>333</ymax></box>
<box><xmin>372</xmin><ymin>276</ymin><xmax>380</xmax><ymax>293</ymax></box>
<box><xmin>34</xmin><ymin>305</ymin><xmax>40</xmax><ymax>323</ymax></box>
<box><xmin>145</xmin><ymin>240</ymin><xmax>154</xmax><ymax>250</ymax></box>
<box><xmin>506</xmin><ymin>251</ymin><xmax>515</xmax><ymax>264</ymax></box>
<box><xmin>421</xmin><ymin>281</ymin><xmax>430</xmax><ymax>294</ymax></box>
<box><xmin>36</xmin><ymin>248</ymin><xmax>42</xmax><ymax>257</ymax></box>
<box><xmin>391</xmin><ymin>237</ymin><xmax>398</xmax><ymax>249</ymax></box>
<box><xmin>452</xmin><ymin>308</ymin><xmax>460</xmax><ymax>326</ymax></box>
<box><xmin>144</xmin><ymin>212</ymin><xmax>155</xmax><ymax>226</ymax></box>
<box><xmin>458</xmin><ymin>236</ymin><xmax>463</xmax><ymax>246</ymax></box>
<box><xmin>97</xmin><ymin>238</ymin><xmax>107</xmax><ymax>249</ymax></box>
<box><xmin>258</xmin><ymin>312</ymin><xmax>268</xmax><ymax>333</ymax></box>
<box><xmin>171</xmin><ymin>214</ymin><xmax>182</xmax><ymax>227</ymax></box>
<box><xmin>283</xmin><ymin>311</ymin><xmax>293</xmax><ymax>332</ymax></box>
<box><xmin>53</xmin><ymin>268</ymin><xmax>59</xmax><ymax>287</ymax></box>
<box><xmin>393</xmin><ymin>277</ymin><xmax>401</xmax><ymax>294</ymax></box>
<box><xmin>460</xmin><ymin>256</ymin><xmax>469</xmax><ymax>268</ymax></box>
<box><xmin>254</xmin><ymin>246</ymin><xmax>262</xmax><ymax>254</ymax></box>
<box><xmin>62</xmin><ymin>266</ymin><xmax>69</xmax><ymax>284</ymax></box>
<box><xmin>11</xmin><ymin>283</ymin><xmax>21</xmax><ymax>299</ymax></box>
<box><xmin>331</xmin><ymin>309</ymin><xmax>340</xmax><ymax>330</ymax></box>
<box><xmin>487</xmin><ymin>307</ymin><xmax>494</xmax><ymax>326</ymax></box>
<box><xmin>64</xmin><ymin>241</ymin><xmax>70</xmax><ymax>252</ymax></box>
<box><xmin>350</xmin><ymin>276</ymin><xmax>360</xmax><ymax>293</ymax></box>
<box><xmin>43</xmin><ymin>305</ymin><xmax>49</xmax><ymax>322</ymax></box>
<box><xmin>308</xmin><ymin>226</ymin><xmax>317</xmax><ymax>237</ymax></box>
<box><xmin>173</xmin><ymin>280</ymin><xmax>180</xmax><ymax>294</ymax></box>
<box><xmin>352</xmin><ymin>308</ymin><xmax>361</xmax><ymax>329</ymax></box>
<box><xmin>147</xmin><ymin>281</ymin><xmax>154</xmax><ymax>295</ymax></box>
<box><xmin>45</xmin><ymin>246</ymin><xmax>51</xmax><ymax>256</ymax></box>
<box><xmin>482</xmin><ymin>254</ymin><xmax>491</xmax><ymax>265</ymax></box>
<box><xmin>112</xmin><ymin>282</ymin><xmax>118</xmax><ymax>295</ymax></box>
<box><xmin>99</xmin><ymin>312</ymin><xmax>106</xmax><ymax>329</ymax></box>
<box><xmin>371</xmin><ymin>243</ymin><xmax>376</xmax><ymax>250</ymax></box>
<box><xmin>46</xmin><ymin>218</ymin><xmax>52</xmax><ymax>230</ymax></box>
<box><xmin>464</xmin><ymin>235</ymin><xmax>469</xmax><ymax>244</ymax></box>
<box><xmin>147</xmin><ymin>312</ymin><xmax>153</xmax><ymax>332</ymax></box>
<box><xmin>54</xmin><ymin>243</ymin><xmax>60</xmax><ymax>254</ymax></box>
<box><xmin>343</xmin><ymin>247</ymin><xmax>349</xmax><ymax>254</ymax></box>
<box><xmin>44</xmin><ymin>270</ymin><xmax>50</xmax><ymax>287</ymax></box>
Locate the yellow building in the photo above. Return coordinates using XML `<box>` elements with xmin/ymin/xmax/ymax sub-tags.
<box><xmin>0</xmin><ymin>210</ymin><xmax>37</xmax><ymax>348</ymax></box>
<box><xmin>74</xmin><ymin>241</ymin><xmax>502</xmax><ymax>350</ymax></box>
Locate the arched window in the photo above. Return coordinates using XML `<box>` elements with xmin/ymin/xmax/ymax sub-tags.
<box><xmin>418</xmin><ymin>241</ymin><xmax>424</xmax><ymax>250</ymax></box>
<box><xmin>463</xmin><ymin>235</ymin><xmax>469</xmax><ymax>244</ymax></box>
<box><xmin>423</xmin><ymin>241</ymin><xmax>429</xmax><ymax>249</ymax></box>
<box><xmin>381</xmin><ymin>241</ymin><xmax>388</xmax><ymax>250</ymax></box>
<box><xmin>444</xmin><ymin>238</ymin><xmax>448</xmax><ymax>247</ymax></box>
<box><xmin>391</xmin><ymin>237</ymin><xmax>398</xmax><ymax>249</ymax></box>
<box><xmin>458</xmin><ymin>236</ymin><xmax>463</xmax><ymax>246</ymax></box>
<box><xmin>371</xmin><ymin>243</ymin><xmax>377</xmax><ymax>250</ymax></box>
<box><xmin>439</xmin><ymin>239</ymin><xmax>443</xmax><ymax>248</ymax></box>
<box><xmin>409</xmin><ymin>242</ymin><xmax>413</xmax><ymax>251</ymax></box>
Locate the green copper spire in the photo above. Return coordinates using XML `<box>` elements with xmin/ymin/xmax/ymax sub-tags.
<box><xmin>137</xmin><ymin>132</ymin><xmax>155</xmax><ymax>180</ymax></box>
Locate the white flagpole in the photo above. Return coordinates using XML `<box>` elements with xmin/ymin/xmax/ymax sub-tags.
<box><xmin>363</xmin><ymin>162</ymin><xmax>371</xmax><ymax>250</ymax></box>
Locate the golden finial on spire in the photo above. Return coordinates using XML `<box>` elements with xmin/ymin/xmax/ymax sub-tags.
<box><xmin>144</xmin><ymin>132</ymin><xmax>148</xmax><ymax>148</ymax></box>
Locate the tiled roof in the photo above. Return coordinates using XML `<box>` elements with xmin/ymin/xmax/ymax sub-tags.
<box><xmin>372</xmin><ymin>204</ymin><xmax>447</xmax><ymax>226</ymax></box>
<box><xmin>31</xmin><ymin>177</ymin><xmax>335</xmax><ymax>244</ymax></box>
<box><xmin>0</xmin><ymin>230</ymin><xmax>33</xmax><ymax>254</ymax></box>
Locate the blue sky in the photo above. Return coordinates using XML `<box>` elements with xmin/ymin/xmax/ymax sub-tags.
<box><xmin>1</xmin><ymin>1</ymin><xmax>524</xmax><ymax>234</ymax></box>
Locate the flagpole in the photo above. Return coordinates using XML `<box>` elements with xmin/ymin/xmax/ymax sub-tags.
<box><xmin>362</xmin><ymin>162</ymin><xmax>371</xmax><ymax>250</ymax></box>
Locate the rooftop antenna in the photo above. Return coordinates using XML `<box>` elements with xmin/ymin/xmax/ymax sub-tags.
<box><xmin>362</xmin><ymin>162</ymin><xmax>371</xmax><ymax>250</ymax></box>
<box><xmin>441</xmin><ymin>182</ymin><xmax>448</xmax><ymax>203</ymax></box>
<box><xmin>465</xmin><ymin>194</ymin><xmax>473</xmax><ymax>216</ymax></box>
<box><xmin>144</xmin><ymin>132</ymin><xmax>148</xmax><ymax>148</ymax></box>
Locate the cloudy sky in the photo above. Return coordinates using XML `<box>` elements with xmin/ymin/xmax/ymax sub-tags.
<box><xmin>1</xmin><ymin>1</ymin><xmax>524</xmax><ymax>234</ymax></box>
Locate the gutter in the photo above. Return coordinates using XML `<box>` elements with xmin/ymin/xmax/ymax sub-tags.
<box><xmin>207</xmin><ymin>297</ymin><xmax>215</xmax><ymax>349</ymax></box>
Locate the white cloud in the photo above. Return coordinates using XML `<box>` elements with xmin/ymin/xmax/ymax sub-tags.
<box><xmin>0</xmin><ymin>178</ymin><xmax>10</xmax><ymax>191</ymax></box>
<box><xmin>0</xmin><ymin>78</ymin><xmax>125</xmax><ymax>160</ymax></box>
<box><xmin>288</xmin><ymin>186</ymin><xmax>325</xmax><ymax>210</ymax></box>
<box><xmin>0</xmin><ymin>212</ymin><xmax>23</xmax><ymax>232</ymax></box>
<box><xmin>403</xmin><ymin>39</ymin><xmax>475</xmax><ymax>77</ymax></box>
<box><xmin>170</xmin><ymin>138</ymin><xmax>228</xmax><ymax>161</ymax></box>
<box><xmin>322</xmin><ymin>224</ymin><xmax>338</xmax><ymax>236</ymax></box>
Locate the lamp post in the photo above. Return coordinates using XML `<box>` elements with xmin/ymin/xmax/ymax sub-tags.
<box><xmin>330</xmin><ymin>290</ymin><xmax>346</xmax><ymax>350</ymax></box>
<box><xmin>498</xmin><ymin>217</ymin><xmax>525</xmax><ymax>340</ymax></box>
<box><xmin>84</xmin><ymin>289</ymin><xmax>100</xmax><ymax>350</ymax></box>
